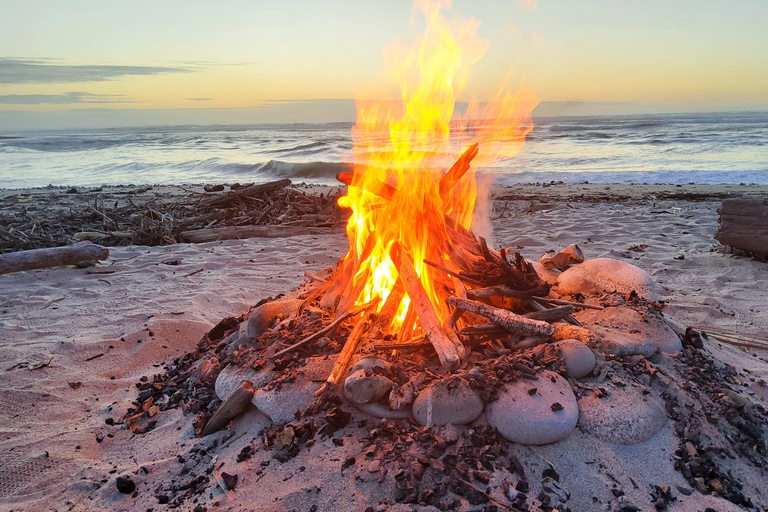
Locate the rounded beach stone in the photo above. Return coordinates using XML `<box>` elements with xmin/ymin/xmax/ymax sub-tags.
<box><xmin>528</xmin><ymin>260</ymin><xmax>560</xmax><ymax>286</ymax></box>
<box><xmin>486</xmin><ymin>371</ymin><xmax>578</xmax><ymax>445</ymax></box>
<box><xmin>552</xmin><ymin>339</ymin><xmax>596</xmax><ymax>379</ymax></box>
<box><xmin>250</xmin><ymin>356</ymin><xmax>335</xmax><ymax>425</ymax></box>
<box><xmin>557</xmin><ymin>258</ymin><xmax>658</xmax><ymax>302</ymax></box>
<box><xmin>576</xmin><ymin>306</ymin><xmax>681</xmax><ymax>356</ymax></box>
<box><xmin>578</xmin><ymin>384</ymin><xmax>667</xmax><ymax>444</ymax></box>
<box><xmin>412</xmin><ymin>379</ymin><xmax>483</xmax><ymax>427</ymax></box>
<box><xmin>242</xmin><ymin>297</ymin><xmax>304</xmax><ymax>344</ymax></box>
<box><xmin>214</xmin><ymin>363</ymin><xmax>273</xmax><ymax>402</ymax></box>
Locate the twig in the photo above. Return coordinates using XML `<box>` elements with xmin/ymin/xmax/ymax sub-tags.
<box><xmin>304</xmin><ymin>271</ymin><xmax>327</xmax><ymax>283</ymax></box>
<box><xmin>533</xmin><ymin>297</ymin><xmax>604</xmax><ymax>310</ymax></box>
<box><xmin>447</xmin><ymin>296</ymin><xmax>556</xmax><ymax>338</ymax></box>
<box><xmin>271</xmin><ymin>300</ymin><xmax>378</xmax><ymax>358</ymax></box>
<box><xmin>183</xmin><ymin>268</ymin><xmax>205</xmax><ymax>277</ymax></box>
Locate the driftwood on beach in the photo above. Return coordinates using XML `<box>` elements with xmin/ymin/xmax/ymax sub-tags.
<box><xmin>0</xmin><ymin>179</ymin><xmax>348</xmax><ymax>253</ymax></box>
<box><xmin>716</xmin><ymin>197</ymin><xmax>768</xmax><ymax>255</ymax></box>
<box><xmin>0</xmin><ymin>240</ymin><xmax>109</xmax><ymax>274</ymax></box>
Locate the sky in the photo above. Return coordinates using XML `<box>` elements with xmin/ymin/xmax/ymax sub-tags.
<box><xmin>1</xmin><ymin>0</ymin><xmax>767</xmax><ymax>130</ymax></box>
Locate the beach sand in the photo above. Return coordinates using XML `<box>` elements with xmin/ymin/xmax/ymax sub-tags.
<box><xmin>1</xmin><ymin>183</ymin><xmax>767</xmax><ymax>511</ymax></box>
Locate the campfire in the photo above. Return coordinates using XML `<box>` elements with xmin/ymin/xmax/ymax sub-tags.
<box><xmin>120</xmin><ymin>2</ymin><xmax>713</xmax><ymax>509</ymax></box>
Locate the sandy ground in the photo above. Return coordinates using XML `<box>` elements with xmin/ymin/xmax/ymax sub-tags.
<box><xmin>1</xmin><ymin>183</ymin><xmax>767</xmax><ymax>512</ymax></box>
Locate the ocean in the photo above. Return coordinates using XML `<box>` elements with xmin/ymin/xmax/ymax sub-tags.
<box><xmin>1</xmin><ymin>111</ymin><xmax>766</xmax><ymax>190</ymax></box>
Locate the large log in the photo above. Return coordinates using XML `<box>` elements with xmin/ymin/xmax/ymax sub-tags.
<box><xmin>199</xmin><ymin>179</ymin><xmax>292</xmax><ymax>209</ymax></box>
<box><xmin>179</xmin><ymin>225</ymin><xmax>332</xmax><ymax>243</ymax></box>
<box><xmin>0</xmin><ymin>241</ymin><xmax>109</xmax><ymax>274</ymax></box>
<box><xmin>396</xmin><ymin>247</ymin><xmax>462</xmax><ymax>370</ymax></box>
<box><xmin>446</xmin><ymin>296</ymin><xmax>556</xmax><ymax>338</ymax></box>
<box><xmin>715</xmin><ymin>197</ymin><xmax>768</xmax><ymax>254</ymax></box>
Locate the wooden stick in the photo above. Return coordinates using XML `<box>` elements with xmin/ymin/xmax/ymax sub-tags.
<box><xmin>315</xmin><ymin>310</ymin><xmax>371</xmax><ymax>396</ymax></box>
<box><xmin>370</xmin><ymin>279</ymin><xmax>405</xmax><ymax>336</ymax></box>
<box><xmin>524</xmin><ymin>305</ymin><xmax>575</xmax><ymax>322</ymax></box>
<box><xmin>692</xmin><ymin>326</ymin><xmax>768</xmax><ymax>344</ymax></box>
<box><xmin>446</xmin><ymin>296</ymin><xmax>556</xmax><ymax>338</ymax></box>
<box><xmin>336</xmin><ymin>171</ymin><xmax>397</xmax><ymax>201</ymax></box>
<box><xmin>198</xmin><ymin>178</ymin><xmax>291</xmax><ymax>209</ymax></box>
<box><xmin>439</xmin><ymin>143</ymin><xmax>479</xmax><ymax>199</ymax></box>
<box><xmin>304</xmin><ymin>271</ymin><xmax>327</xmax><ymax>283</ymax></box>
<box><xmin>0</xmin><ymin>241</ymin><xmax>109</xmax><ymax>274</ymax></box>
<box><xmin>271</xmin><ymin>300</ymin><xmax>377</xmax><ymax>358</ymax></box>
<box><xmin>396</xmin><ymin>247</ymin><xmax>461</xmax><ymax>369</ymax></box>
<box><xmin>533</xmin><ymin>297</ymin><xmax>605</xmax><ymax>310</ymax></box>
<box><xmin>466</xmin><ymin>284</ymin><xmax>550</xmax><ymax>300</ymax></box>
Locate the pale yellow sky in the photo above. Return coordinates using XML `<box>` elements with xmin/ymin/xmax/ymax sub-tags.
<box><xmin>1</xmin><ymin>0</ymin><xmax>767</xmax><ymax>126</ymax></box>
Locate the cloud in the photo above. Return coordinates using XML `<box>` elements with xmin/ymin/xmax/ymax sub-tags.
<box><xmin>517</xmin><ymin>0</ymin><xmax>538</xmax><ymax>9</ymax></box>
<box><xmin>0</xmin><ymin>91</ymin><xmax>130</xmax><ymax>104</ymax></box>
<box><xmin>185</xmin><ymin>97</ymin><xmax>212</xmax><ymax>101</ymax></box>
<box><xmin>0</xmin><ymin>58</ymin><xmax>191</xmax><ymax>84</ymax></box>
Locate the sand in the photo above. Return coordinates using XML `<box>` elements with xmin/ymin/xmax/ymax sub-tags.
<box><xmin>1</xmin><ymin>183</ymin><xmax>767</xmax><ymax>512</ymax></box>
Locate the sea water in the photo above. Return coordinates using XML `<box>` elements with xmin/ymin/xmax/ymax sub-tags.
<box><xmin>1</xmin><ymin>112</ymin><xmax>766</xmax><ymax>189</ymax></box>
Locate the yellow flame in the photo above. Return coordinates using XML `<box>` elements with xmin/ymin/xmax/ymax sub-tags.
<box><xmin>338</xmin><ymin>1</ymin><xmax>538</xmax><ymax>333</ymax></box>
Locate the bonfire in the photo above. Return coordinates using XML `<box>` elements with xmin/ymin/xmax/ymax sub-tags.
<box><xmin>115</xmin><ymin>2</ymin><xmax>766</xmax><ymax>511</ymax></box>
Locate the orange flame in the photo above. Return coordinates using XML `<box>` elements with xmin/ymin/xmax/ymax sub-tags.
<box><xmin>338</xmin><ymin>0</ymin><xmax>538</xmax><ymax>334</ymax></box>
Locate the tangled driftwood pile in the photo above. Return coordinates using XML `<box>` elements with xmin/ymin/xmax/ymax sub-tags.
<box><xmin>0</xmin><ymin>179</ymin><xmax>346</xmax><ymax>253</ymax></box>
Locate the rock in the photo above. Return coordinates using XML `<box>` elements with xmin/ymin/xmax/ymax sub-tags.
<box><xmin>353</xmin><ymin>401</ymin><xmax>411</xmax><ymax>419</ymax></box>
<box><xmin>486</xmin><ymin>371</ymin><xmax>578</xmax><ymax>445</ymax></box>
<box><xmin>578</xmin><ymin>383</ymin><xmax>667</xmax><ymax>444</ymax></box>
<box><xmin>412</xmin><ymin>379</ymin><xmax>483</xmax><ymax>427</ymax></box>
<box><xmin>575</xmin><ymin>306</ymin><xmax>681</xmax><ymax>356</ymax></box>
<box><xmin>215</xmin><ymin>363</ymin><xmax>273</xmax><ymax>401</ymax></box>
<box><xmin>539</xmin><ymin>244</ymin><xmax>584</xmax><ymax>270</ymax></box>
<box><xmin>344</xmin><ymin>369</ymin><xmax>393</xmax><ymax>404</ymax></box>
<box><xmin>551</xmin><ymin>339</ymin><xmax>596</xmax><ymax>379</ymax></box>
<box><xmin>557</xmin><ymin>258</ymin><xmax>658</xmax><ymax>302</ymax></box>
<box><xmin>251</xmin><ymin>356</ymin><xmax>336</xmax><ymax>425</ymax></box>
<box><xmin>529</xmin><ymin>260</ymin><xmax>560</xmax><ymax>286</ymax></box>
<box><xmin>350</xmin><ymin>356</ymin><xmax>392</xmax><ymax>373</ymax></box>
<box><xmin>241</xmin><ymin>297</ymin><xmax>304</xmax><ymax>344</ymax></box>
<box><xmin>115</xmin><ymin>476</ymin><xmax>135</xmax><ymax>494</ymax></box>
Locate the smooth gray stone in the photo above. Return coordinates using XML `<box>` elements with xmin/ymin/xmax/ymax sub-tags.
<box><xmin>576</xmin><ymin>306</ymin><xmax>681</xmax><ymax>356</ymax></box>
<box><xmin>557</xmin><ymin>258</ymin><xmax>658</xmax><ymax>302</ymax></box>
<box><xmin>578</xmin><ymin>384</ymin><xmax>667</xmax><ymax>444</ymax></box>
<box><xmin>552</xmin><ymin>339</ymin><xmax>596</xmax><ymax>379</ymax></box>
<box><xmin>250</xmin><ymin>356</ymin><xmax>336</xmax><ymax>425</ymax></box>
<box><xmin>486</xmin><ymin>371</ymin><xmax>578</xmax><ymax>445</ymax></box>
<box><xmin>241</xmin><ymin>297</ymin><xmax>304</xmax><ymax>344</ymax></box>
<box><xmin>412</xmin><ymin>379</ymin><xmax>483</xmax><ymax>427</ymax></box>
<box><xmin>214</xmin><ymin>363</ymin><xmax>273</xmax><ymax>401</ymax></box>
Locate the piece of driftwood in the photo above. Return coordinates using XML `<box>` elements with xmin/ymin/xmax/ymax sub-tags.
<box><xmin>336</xmin><ymin>171</ymin><xmax>397</xmax><ymax>201</ymax></box>
<box><xmin>446</xmin><ymin>296</ymin><xmax>556</xmax><ymax>338</ymax></box>
<box><xmin>316</xmin><ymin>310</ymin><xmax>371</xmax><ymax>397</ymax></box>
<box><xmin>527</xmin><ymin>302</ymin><xmax>581</xmax><ymax>326</ymax></box>
<box><xmin>389</xmin><ymin>373</ymin><xmax>425</xmax><ymax>410</ymax></box>
<box><xmin>715</xmin><ymin>197</ymin><xmax>768</xmax><ymax>254</ymax></box>
<box><xmin>199</xmin><ymin>179</ymin><xmax>292</xmax><ymax>209</ymax></box>
<box><xmin>439</xmin><ymin>143</ymin><xmax>479</xmax><ymax>198</ymax></box>
<box><xmin>396</xmin><ymin>248</ymin><xmax>462</xmax><ymax>369</ymax></box>
<box><xmin>0</xmin><ymin>241</ymin><xmax>109</xmax><ymax>274</ymax></box>
<box><xmin>200</xmin><ymin>380</ymin><xmax>255</xmax><ymax>437</ymax></box>
<box><xmin>179</xmin><ymin>225</ymin><xmax>332</xmax><ymax>243</ymax></box>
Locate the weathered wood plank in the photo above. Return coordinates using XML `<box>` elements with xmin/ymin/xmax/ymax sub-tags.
<box><xmin>715</xmin><ymin>197</ymin><xmax>768</xmax><ymax>254</ymax></box>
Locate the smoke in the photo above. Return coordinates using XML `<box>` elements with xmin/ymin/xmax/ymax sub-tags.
<box><xmin>517</xmin><ymin>0</ymin><xmax>538</xmax><ymax>9</ymax></box>
<box><xmin>470</xmin><ymin>172</ymin><xmax>497</xmax><ymax>249</ymax></box>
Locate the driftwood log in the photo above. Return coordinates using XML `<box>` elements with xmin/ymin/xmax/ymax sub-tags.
<box><xmin>0</xmin><ymin>241</ymin><xmax>109</xmax><ymax>274</ymax></box>
<box><xmin>715</xmin><ymin>197</ymin><xmax>768</xmax><ymax>255</ymax></box>
<box><xmin>198</xmin><ymin>178</ymin><xmax>292</xmax><ymax>209</ymax></box>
